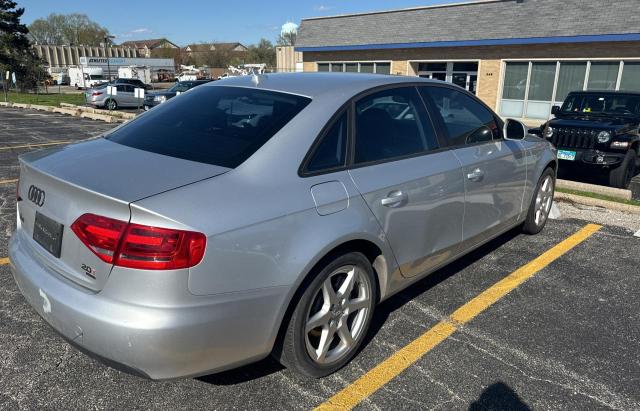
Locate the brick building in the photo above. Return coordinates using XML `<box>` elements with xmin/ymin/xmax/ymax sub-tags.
<box><xmin>296</xmin><ymin>0</ymin><xmax>640</xmax><ymax>123</ymax></box>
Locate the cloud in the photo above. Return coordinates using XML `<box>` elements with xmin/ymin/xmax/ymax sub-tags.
<box><xmin>314</xmin><ymin>5</ymin><xmax>335</xmax><ymax>11</ymax></box>
<box><xmin>115</xmin><ymin>28</ymin><xmax>154</xmax><ymax>40</ymax></box>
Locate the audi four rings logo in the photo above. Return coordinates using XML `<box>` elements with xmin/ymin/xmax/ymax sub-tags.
<box><xmin>28</xmin><ymin>185</ymin><xmax>45</xmax><ymax>207</ymax></box>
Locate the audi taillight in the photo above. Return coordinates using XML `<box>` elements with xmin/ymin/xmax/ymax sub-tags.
<box><xmin>71</xmin><ymin>213</ymin><xmax>206</xmax><ymax>270</ymax></box>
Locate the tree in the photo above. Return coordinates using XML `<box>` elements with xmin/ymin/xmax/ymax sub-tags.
<box><xmin>246</xmin><ymin>38</ymin><xmax>276</xmax><ymax>67</ymax></box>
<box><xmin>28</xmin><ymin>13</ymin><xmax>109</xmax><ymax>46</ymax></box>
<box><xmin>277</xmin><ymin>31</ymin><xmax>296</xmax><ymax>46</ymax></box>
<box><xmin>0</xmin><ymin>0</ymin><xmax>45</xmax><ymax>91</ymax></box>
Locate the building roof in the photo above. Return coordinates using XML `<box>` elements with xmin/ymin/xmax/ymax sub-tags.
<box><xmin>296</xmin><ymin>0</ymin><xmax>640</xmax><ymax>51</ymax></box>
<box><xmin>183</xmin><ymin>42</ymin><xmax>248</xmax><ymax>53</ymax></box>
<box><xmin>119</xmin><ymin>38</ymin><xmax>178</xmax><ymax>49</ymax></box>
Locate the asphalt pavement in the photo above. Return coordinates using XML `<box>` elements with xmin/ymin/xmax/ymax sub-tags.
<box><xmin>1</xmin><ymin>107</ymin><xmax>639</xmax><ymax>410</ymax></box>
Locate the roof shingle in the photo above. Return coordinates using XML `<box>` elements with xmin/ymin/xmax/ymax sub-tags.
<box><xmin>297</xmin><ymin>0</ymin><xmax>640</xmax><ymax>49</ymax></box>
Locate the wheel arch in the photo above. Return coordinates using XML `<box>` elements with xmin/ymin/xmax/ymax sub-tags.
<box><xmin>271</xmin><ymin>236</ymin><xmax>391</xmax><ymax>358</ymax></box>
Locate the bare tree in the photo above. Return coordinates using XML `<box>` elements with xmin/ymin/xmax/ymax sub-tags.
<box><xmin>28</xmin><ymin>13</ymin><xmax>109</xmax><ymax>46</ymax></box>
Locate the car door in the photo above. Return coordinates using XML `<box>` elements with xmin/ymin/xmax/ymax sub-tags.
<box><xmin>420</xmin><ymin>86</ymin><xmax>527</xmax><ymax>246</ymax></box>
<box><xmin>348</xmin><ymin>86</ymin><xmax>465</xmax><ymax>278</ymax></box>
<box><xmin>116</xmin><ymin>84</ymin><xmax>135</xmax><ymax>107</ymax></box>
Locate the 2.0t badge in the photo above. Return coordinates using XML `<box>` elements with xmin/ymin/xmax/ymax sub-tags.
<box><xmin>28</xmin><ymin>185</ymin><xmax>45</xmax><ymax>207</ymax></box>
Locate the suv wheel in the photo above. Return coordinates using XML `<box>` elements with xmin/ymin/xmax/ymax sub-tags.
<box><xmin>275</xmin><ymin>252</ymin><xmax>377</xmax><ymax>378</ymax></box>
<box><xmin>608</xmin><ymin>149</ymin><xmax>637</xmax><ymax>189</ymax></box>
<box><xmin>523</xmin><ymin>167</ymin><xmax>555</xmax><ymax>235</ymax></box>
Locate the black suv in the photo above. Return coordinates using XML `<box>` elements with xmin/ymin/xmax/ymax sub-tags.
<box><xmin>143</xmin><ymin>80</ymin><xmax>212</xmax><ymax>109</ymax></box>
<box><xmin>110</xmin><ymin>78</ymin><xmax>152</xmax><ymax>90</ymax></box>
<box><xmin>534</xmin><ymin>91</ymin><xmax>640</xmax><ymax>188</ymax></box>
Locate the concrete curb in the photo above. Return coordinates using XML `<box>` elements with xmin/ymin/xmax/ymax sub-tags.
<box><xmin>556</xmin><ymin>179</ymin><xmax>631</xmax><ymax>201</ymax></box>
<box><xmin>1</xmin><ymin>102</ymin><xmax>127</xmax><ymax>124</ymax></box>
<box><xmin>30</xmin><ymin>104</ymin><xmax>53</xmax><ymax>112</ymax></box>
<box><xmin>52</xmin><ymin>107</ymin><xmax>80</xmax><ymax>116</ymax></box>
<box><xmin>555</xmin><ymin>192</ymin><xmax>640</xmax><ymax>215</ymax></box>
<box><xmin>80</xmin><ymin>112</ymin><xmax>117</xmax><ymax>123</ymax></box>
<box><xmin>61</xmin><ymin>103</ymin><xmax>137</xmax><ymax>121</ymax></box>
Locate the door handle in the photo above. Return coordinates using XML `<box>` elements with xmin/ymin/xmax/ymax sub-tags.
<box><xmin>467</xmin><ymin>168</ymin><xmax>485</xmax><ymax>182</ymax></box>
<box><xmin>381</xmin><ymin>190</ymin><xmax>407</xmax><ymax>207</ymax></box>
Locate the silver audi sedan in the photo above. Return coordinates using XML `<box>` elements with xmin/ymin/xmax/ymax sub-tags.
<box><xmin>10</xmin><ymin>73</ymin><xmax>556</xmax><ymax>379</ymax></box>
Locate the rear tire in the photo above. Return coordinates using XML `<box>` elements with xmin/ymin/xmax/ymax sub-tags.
<box><xmin>106</xmin><ymin>99</ymin><xmax>117</xmax><ymax>110</ymax></box>
<box><xmin>608</xmin><ymin>149</ymin><xmax>637</xmax><ymax>189</ymax></box>
<box><xmin>274</xmin><ymin>252</ymin><xmax>377</xmax><ymax>378</ymax></box>
<box><xmin>523</xmin><ymin>167</ymin><xmax>555</xmax><ymax>235</ymax></box>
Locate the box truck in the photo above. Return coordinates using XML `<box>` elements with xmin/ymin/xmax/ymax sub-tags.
<box><xmin>68</xmin><ymin>66</ymin><xmax>107</xmax><ymax>89</ymax></box>
<box><xmin>118</xmin><ymin>66</ymin><xmax>152</xmax><ymax>85</ymax></box>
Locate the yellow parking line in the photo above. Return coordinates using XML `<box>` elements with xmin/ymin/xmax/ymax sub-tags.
<box><xmin>316</xmin><ymin>223</ymin><xmax>602</xmax><ymax>411</ymax></box>
<box><xmin>0</xmin><ymin>257</ymin><xmax>9</xmax><ymax>265</ymax></box>
<box><xmin>0</xmin><ymin>140</ymin><xmax>72</xmax><ymax>151</ymax></box>
<box><xmin>0</xmin><ymin>179</ymin><xmax>18</xmax><ymax>186</ymax></box>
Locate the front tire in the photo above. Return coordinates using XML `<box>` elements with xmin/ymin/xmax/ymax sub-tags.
<box><xmin>608</xmin><ymin>149</ymin><xmax>637</xmax><ymax>189</ymax></box>
<box><xmin>523</xmin><ymin>167</ymin><xmax>555</xmax><ymax>235</ymax></box>
<box><xmin>275</xmin><ymin>252</ymin><xmax>377</xmax><ymax>378</ymax></box>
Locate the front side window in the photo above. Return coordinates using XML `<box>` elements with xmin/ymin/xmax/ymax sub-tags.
<box><xmin>421</xmin><ymin>86</ymin><xmax>499</xmax><ymax>146</ymax></box>
<box><xmin>354</xmin><ymin>87</ymin><xmax>438</xmax><ymax>164</ymax></box>
<box><xmin>107</xmin><ymin>86</ymin><xmax>311</xmax><ymax>168</ymax></box>
<box><xmin>305</xmin><ymin>111</ymin><xmax>348</xmax><ymax>173</ymax></box>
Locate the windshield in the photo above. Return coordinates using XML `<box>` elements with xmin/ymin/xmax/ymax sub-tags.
<box><xmin>169</xmin><ymin>82</ymin><xmax>191</xmax><ymax>93</ymax></box>
<box><xmin>107</xmin><ymin>86</ymin><xmax>311</xmax><ymax>168</ymax></box>
<box><xmin>561</xmin><ymin>93</ymin><xmax>640</xmax><ymax>116</ymax></box>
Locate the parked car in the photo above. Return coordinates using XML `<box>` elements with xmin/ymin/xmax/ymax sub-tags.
<box><xmin>84</xmin><ymin>83</ymin><xmax>142</xmax><ymax>110</ymax></box>
<box><xmin>110</xmin><ymin>77</ymin><xmax>152</xmax><ymax>90</ymax></box>
<box><xmin>143</xmin><ymin>79</ymin><xmax>212</xmax><ymax>109</ymax></box>
<box><xmin>534</xmin><ymin>91</ymin><xmax>640</xmax><ymax>188</ymax></box>
<box><xmin>10</xmin><ymin>73</ymin><xmax>556</xmax><ymax>380</ymax></box>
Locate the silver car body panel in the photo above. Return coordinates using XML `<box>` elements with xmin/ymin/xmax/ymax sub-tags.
<box><xmin>10</xmin><ymin>73</ymin><xmax>556</xmax><ymax>379</ymax></box>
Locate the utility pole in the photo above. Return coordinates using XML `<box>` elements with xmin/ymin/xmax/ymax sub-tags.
<box><xmin>104</xmin><ymin>35</ymin><xmax>116</xmax><ymax>81</ymax></box>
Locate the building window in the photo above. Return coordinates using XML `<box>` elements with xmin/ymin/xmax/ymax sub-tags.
<box><xmin>501</xmin><ymin>62</ymin><xmax>528</xmax><ymax>118</ymax></box>
<box><xmin>415</xmin><ymin>61</ymin><xmax>478</xmax><ymax>94</ymax></box>
<box><xmin>620</xmin><ymin>62</ymin><xmax>640</xmax><ymax>91</ymax></box>
<box><xmin>555</xmin><ymin>62</ymin><xmax>587</xmax><ymax>102</ymax></box>
<box><xmin>316</xmin><ymin>61</ymin><xmax>392</xmax><ymax>75</ymax></box>
<box><xmin>500</xmin><ymin>60</ymin><xmax>640</xmax><ymax>120</ymax></box>
<box><xmin>587</xmin><ymin>62</ymin><xmax>619</xmax><ymax>90</ymax></box>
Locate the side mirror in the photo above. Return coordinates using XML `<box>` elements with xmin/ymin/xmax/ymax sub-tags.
<box><xmin>551</xmin><ymin>105</ymin><xmax>560</xmax><ymax>115</ymax></box>
<box><xmin>504</xmin><ymin>119</ymin><xmax>527</xmax><ymax>140</ymax></box>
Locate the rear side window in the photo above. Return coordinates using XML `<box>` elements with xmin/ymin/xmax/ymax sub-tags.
<box><xmin>305</xmin><ymin>111</ymin><xmax>348</xmax><ymax>173</ymax></box>
<box><xmin>107</xmin><ymin>86</ymin><xmax>311</xmax><ymax>168</ymax></box>
<box><xmin>354</xmin><ymin>87</ymin><xmax>439</xmax><ymax>164</ymax></box>
<box><xmin>420</xmin><ymin>86</ymin><xmax>499</xmax><ymax>146</ymax></box>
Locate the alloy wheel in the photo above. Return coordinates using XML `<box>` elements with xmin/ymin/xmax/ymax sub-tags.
<box><xmin>304</xmin><ymin>265</ymin><xmax>372</xmax><ymax>365</ymax></box>
<box><xmin>534</xmin><ymin>175</ymin><xmax>554</xmax><ymax>226</ymax></box>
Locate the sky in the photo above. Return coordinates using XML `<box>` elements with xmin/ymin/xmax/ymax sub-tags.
<box><xmin>16</xmin><ymin>0</ymin><xmax>459</xmax><ymax>46</ymax></box>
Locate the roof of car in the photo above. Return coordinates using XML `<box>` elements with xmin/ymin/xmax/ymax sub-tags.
<box><xmin>205</xmin><ymin>72</ymin><xmax>436</xmax><ymax>99</ymax></box>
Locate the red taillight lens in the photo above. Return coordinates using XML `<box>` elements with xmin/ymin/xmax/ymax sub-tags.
<box><xmin>116</xmin><ymin>224</ymin><xmax>206</xmax><ymax>270</ymax></box>
<box><xmin>92</xmin><ymin>91</ymin><xmax>103</xmax><ymax>96</ymax></box>
<box><xmin>70</xmin><ymin>213</ymin><xmax>206</xmax><ymax>270</ymax></box>
<box><xmin>71</xmin><ymin>213</ymin><xmax>127</xmax><ymax>263</ymax></box>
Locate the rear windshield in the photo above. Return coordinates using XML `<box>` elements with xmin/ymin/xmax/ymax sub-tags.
<box><xmin>107</xmin><ymin>86</ymin><xmax>311</xmax><ymax>168</ymax></box>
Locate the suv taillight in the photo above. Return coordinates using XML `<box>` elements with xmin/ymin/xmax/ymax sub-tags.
<box><xmin>70</xmin><ymin>213</ymin><xmax>206</xmax><ymax>270</ymax></box>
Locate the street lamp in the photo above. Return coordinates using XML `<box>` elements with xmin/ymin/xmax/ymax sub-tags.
<box><xmin>103</xmin><ymin>35</ymin><xmax>116</xmax><ymax>81</ymax></box>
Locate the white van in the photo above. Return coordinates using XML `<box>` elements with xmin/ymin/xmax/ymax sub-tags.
<box><xmin>69</xmin><ymin>67</ymin><xmax>107</xmax><ymax>89</ymax></box>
